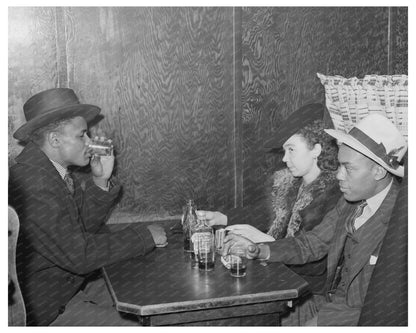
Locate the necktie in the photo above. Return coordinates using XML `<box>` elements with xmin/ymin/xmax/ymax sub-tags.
<box><xmin>345</xmin><ymin>200</ymin><xmax>367</xmax><ymax>235</ymax></box>
<box><xmin>64</xmin><ymin>172</ymin><xmax>75</xmax><ymax>195</ymax></box>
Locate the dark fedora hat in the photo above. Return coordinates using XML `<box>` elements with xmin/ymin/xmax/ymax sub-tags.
<box><xmin>264</xmin><ymin>103</ymin><xmax>325</xmax><ymax>150</ymax></box>
<box><xmin>13</xmin><ymin>88</ymin><xmax>101</xmax><ymax>141</ymax></box>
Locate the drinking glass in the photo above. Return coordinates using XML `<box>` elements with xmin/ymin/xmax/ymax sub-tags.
<box><xmin>88</xmin><ymin>136</ymin><xmax>113</xmax><ymax>156</ymax></box>
<box><xmin>197</xmin><ymin>236</ymin><xmax>215</xmax><ymax>271</ymax></box>
<box><xmin>229</xmin><ymin>247</ymin><xmax>247</xmax><ymax>277</ymax></box>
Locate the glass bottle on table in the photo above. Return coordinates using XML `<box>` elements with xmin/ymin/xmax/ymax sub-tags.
<box><xmin>191</xmin><ymin>212</ymin><xmax>214</xmax><ymax>267</ymax></box>
<box><xmin>182</xmin><ymin>199</ymin><xmax>198</xmax><ymax>252</ymax></box>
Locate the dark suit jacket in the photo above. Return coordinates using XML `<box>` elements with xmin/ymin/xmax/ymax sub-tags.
<box><xmin>9</xmin><ymin>143</ymin><xmax>156</xmax><ymax>326</ymax></box>
<box><xmin>267</xmin><ymin>181</ymin><xmax>400</xmax><ymax>325</ymax></box>
<box><xmin>358</xmin><ymin>169</ymin><xmax>407</xmax><ymax>325</ymax></box>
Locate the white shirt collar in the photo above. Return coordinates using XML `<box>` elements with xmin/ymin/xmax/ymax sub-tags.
<box><xmin>365</xmin><ymin>179</ymin><xmax>393</xmax><ymax>216</ymax></box>
<box><xmin>354</xmin><ymin>179</ymin><xmax>393</xmax><ymax>230</ymax></box>
<box><xmin>49</xmin><ymin>159</ymin><xmax>68</xmax><ymax>180</ymax></box>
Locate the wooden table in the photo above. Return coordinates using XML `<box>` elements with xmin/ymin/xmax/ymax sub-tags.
<box><xmin>102</xmin><ymin>232</ymin><xmax>309</xmax><ymax>326</ymax></box>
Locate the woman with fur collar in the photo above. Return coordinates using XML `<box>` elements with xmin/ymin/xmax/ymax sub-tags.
<box><xmin>267</xmin><ymin>119</ymin><xmax>340</xmax><ymax>240</ymax></box>
<box><xmin>200</xmin><ymin>103</ymin><xmax>340</xmax><ymax>246</ymax></box>
<box><xmin>200</xmin><ymin>103</ymin><xmax>341</xmax><ymax>325</ymax></box>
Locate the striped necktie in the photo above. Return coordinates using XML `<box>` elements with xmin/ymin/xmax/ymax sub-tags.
<box><xmin>345</xmin><ymin>200</ymin><xmax>367</xmax><ymax>235</ymax></box>
<box><xmin>64</xmin><ymin>172</ymin><xmax>75</xmax><ymax>195</ymax></box>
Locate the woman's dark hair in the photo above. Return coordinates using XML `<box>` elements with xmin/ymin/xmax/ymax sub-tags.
<box><xmin>296</xmin><ymin>120</ymin><xmax>339</xmax><ymax>171</ymax></box>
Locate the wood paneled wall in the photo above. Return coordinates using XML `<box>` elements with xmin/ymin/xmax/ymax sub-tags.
<box><xmin>64</xmin><ymin>7</ymin><xmax>235</xmax><ymax>217</ymax></box>
<box><xmin>9</xmin><ymin>7</ymin><xmax>235</xmax><ymax>219</ymax></box>
<box><xmin>390</xmin><ymin>7</ymin><xmax>408</xmax><ymax>74</ymax></box>
<box><xmin>8</xmin><ymin>7</ymin><xmax>60</xmax><ymax>164</ymax></box>
<box><xmin>8</xmin><ymin>7</ymin><xmax>407</xmax><ymax>220</ymax></box>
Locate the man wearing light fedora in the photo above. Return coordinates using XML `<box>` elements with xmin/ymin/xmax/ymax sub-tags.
<box><xmin>221</xmin><ymin>113</ymin><xmax>407</xmax><ymax>326</ymax></box>
<box><xmin>9</xmin><ymin>88</ymin><xmax>167</xmax><ymax>326</ymax></box>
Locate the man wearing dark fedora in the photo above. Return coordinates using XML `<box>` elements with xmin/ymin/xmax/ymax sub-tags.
<box><xmin>9</xmin><ymin>88</ymin><xmax>167</xmax><ymax>326</ymax></box>
<box><xmin>221</xmin><ymin>113</ymin><xmax>407</xmax><ymax>326</ymax></box>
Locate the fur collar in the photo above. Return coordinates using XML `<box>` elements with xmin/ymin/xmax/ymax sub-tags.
<box><xmin>268</xmin><ymin>168</ymin><xmax>337</xmax><ymax>239</ymax></box>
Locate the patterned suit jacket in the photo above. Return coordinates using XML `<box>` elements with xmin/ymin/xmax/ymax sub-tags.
<box><xmin>267</xmin><ymin>181</ymin><xmax>400</xmax><ymax>326</ymax></box>
<box><xmin>9</xmin><ymin>143</ymin><xmax>156</xmax><ymax>326</ymax></box>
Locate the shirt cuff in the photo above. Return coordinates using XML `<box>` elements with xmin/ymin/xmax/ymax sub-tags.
<box><xmin>258</xmin><ymin>243</ymin><xmax>270</xmax><ymax>260</ymax></box>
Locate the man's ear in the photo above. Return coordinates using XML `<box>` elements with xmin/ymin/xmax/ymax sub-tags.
<box><xmin>312</xmin><ymin>143</ymin><xmax>322</xmax><ymax>158</ymax></box>
<box><xmin>47</xmin><ymin>131</ymin><xmax>61</xmax><ymax>148</ymax></box>
<box><xmin>373</xmin><ymin>164</ymin><xmax>388</xmax><ymax>181</ymax></box>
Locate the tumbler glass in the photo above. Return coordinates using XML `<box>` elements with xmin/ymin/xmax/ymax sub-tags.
<box><xmin>229</xmin><ymin>247</ymin><xmax>247</xmax><ymax>277</ymax></box>
<box><xmin>88</xmin><ymin>136</ymin><xmax>113</xmax><ymax>156</ymax></box>
<box><xmin>197</xmin><ymin>236</ymin><xmax>215</xmax><ymax>271</ymax></box>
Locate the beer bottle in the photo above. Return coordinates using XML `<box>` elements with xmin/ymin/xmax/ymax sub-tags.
<box><xmin>182</xmin><ymin>199</ymin><xmax>198</xmax><ymax>252</ymax></box>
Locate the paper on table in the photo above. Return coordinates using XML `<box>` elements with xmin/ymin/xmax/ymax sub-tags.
<box><xmin>225</xmin><ymin>224</ymin><xmax>275</xmax><ymax>243</ymax></box>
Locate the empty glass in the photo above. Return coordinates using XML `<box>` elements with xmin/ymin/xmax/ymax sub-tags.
<box><xmin>88</xmin><ymin>136</ymin><xmax>113</xmax><ymax>156</ymax></box>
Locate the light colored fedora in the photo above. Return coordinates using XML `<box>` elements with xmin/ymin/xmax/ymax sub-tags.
<box><xmin>325</xmin><ymin>114</ymin><xmax>407</xmax><ymax>177</ymax></box>
<box><xmin>13</xmin><ymin>88</ymin><xmax>101</xmax><ymax>142</ymax></box>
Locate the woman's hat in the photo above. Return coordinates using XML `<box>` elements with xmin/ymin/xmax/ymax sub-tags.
<box><xmin>264</xmin><ymin>103</ymin><xmax>325</xmax><ymax>150</ymax></box>
<box><xmin>13</xmin><ymin>88</ymin><xmax>101</xmax><ymax>142</ymax></box>
<box><xmin>325</xmin><ymin>114</ymin><xmax>407</xmax><ymax>177</ymax></box>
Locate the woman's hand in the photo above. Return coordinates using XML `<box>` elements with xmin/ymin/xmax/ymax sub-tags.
<box><xmin>196</xmin><ymin>210</ymin><xmax>228</xmax><ymax>226</ymax></box>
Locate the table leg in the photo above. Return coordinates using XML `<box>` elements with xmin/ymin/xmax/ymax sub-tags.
<box><xmin>276</xmin><ymin>313</ymin><xmax>281</xmax><ymax>326</ymax></box>
<box><xmin>139</xmin><ymin>316</ymin><xmax>151</xmax><ymax>326</ymax></box>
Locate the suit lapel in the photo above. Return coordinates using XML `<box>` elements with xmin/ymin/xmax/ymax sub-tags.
<box><xmin>326</xmin><ymin>202</ymin><xmax>354</xmax><ymax>285</ymax></box>
<box><xmin>15</xmin><ymin>143</ymin><xmax>82</xmax><ymax>227</ymax></box>
<box><xmin>16</xmin><ymin>143</ymin><xmax>69</xmax><ymax>193</ymax></box>
<box><xmin>326</xmin><ymin>182</ymin><xmax>400</xmax><ymax>291</ymax></box>
<box><xmin>347</xmin><ymin>183</ymin><xmax>399</xmax><ymax>283</ymax></box>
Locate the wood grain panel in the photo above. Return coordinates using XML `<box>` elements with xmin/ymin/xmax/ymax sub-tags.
<box><xmin>390</xmin><ymin>7</ymin><xmax>408</xmax><ymax>74</ymax></box>
<box><xmin>65</xmin><ymin>7</ymin><xmax>235</xmax><ymax>218</ymax></box>
<box><xmin>8</xmin><ymin>7</ymin><xmax>60</xmax><ymax>165</ymax></box>
<box><xmin>241</xmin><ymin>7</ymin><xmax>395</xmax><ymax>207</ymax></box>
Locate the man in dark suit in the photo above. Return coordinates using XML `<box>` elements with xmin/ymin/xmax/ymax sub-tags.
<box><xmin>9</xmin><ymin>88</ymin><xmax>167</xmax><ymax>326</ymax></box>
<box><xmin>221</xmin><ymin>114</ymin><xmax>407</xmax><ymax>326</ymax></box>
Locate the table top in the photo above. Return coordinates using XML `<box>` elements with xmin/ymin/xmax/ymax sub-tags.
<box><xmin>103</xmin><ymin>232</ymin><xmax>309</xmax><ymax>317</ymax></box>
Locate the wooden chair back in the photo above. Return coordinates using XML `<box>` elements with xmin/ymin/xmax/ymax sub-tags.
<box><xmin>8</xmin><ymin>206</ymin><xmax>26</xmax><ymax>326</ymax></box>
